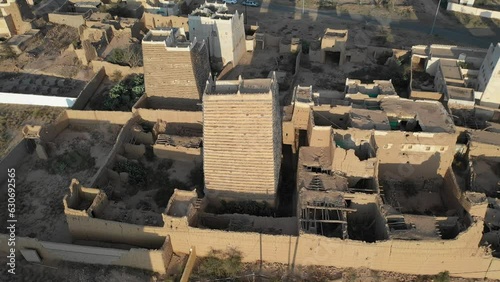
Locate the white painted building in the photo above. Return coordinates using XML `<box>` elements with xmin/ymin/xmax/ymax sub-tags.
<box><xmin>188</xmin><ymin>2</ymin><xmax>245</xmax><ymax>67</ymax></box>
<box><xmin>477</xmin><ymin>43</ymin><xmax>500</xmax><ymax>109</ymax></box>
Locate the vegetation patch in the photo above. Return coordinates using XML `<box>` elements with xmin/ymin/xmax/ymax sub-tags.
<box><xmin>103</xmin><ymin>74</ymin><xmax>144</xmax><ymax>111</ymax></box>
<box><xmin>194</xmin><ymin>248</ymin><xmax>243</xmax><ymax>279</ymax></box>
<box><xmin>47</xmin><ymin>149</ymin><xmax>95</xmax><ymax>175</ymax></box>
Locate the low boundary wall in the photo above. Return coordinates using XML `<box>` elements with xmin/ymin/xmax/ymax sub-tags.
<box><xmin>447</xmin><ymin>3</ymin><xmax>500</xmax><ymax>20</ymax></box>
<box><xmin>0</xmin><ymin>234</ymin><xmax>172</xmax><ymax>274</ymax></box>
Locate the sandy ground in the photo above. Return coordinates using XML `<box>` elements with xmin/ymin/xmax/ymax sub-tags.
<box><xmin>0</xmin><ymin>124</ymin><xmax>121</xmax><ymax>243</ymax></box>
<box><xmin>0</xmin><ymin>105</ymin><xmax>64</xmax><ymax>159</ymax></box>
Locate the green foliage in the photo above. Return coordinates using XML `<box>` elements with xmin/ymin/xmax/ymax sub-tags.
<box><xmin>215</xmin><ymin>200</ymin><xmax>274</xmax><ymax>216</ymax></box>
<box><xmin>103</xmin><ymin>74</ymin><xmax>145</xmax><ymax>111</ymax></box>
<box><xmin>47</xmin><ymin>149</ymin><xmax>95</xmax><ymax>175</ymax></box>
<box><xmin>113</xmin><ymin>160</ymin><xmax>147</xmax><ymax>188</ymax></box>
<box><xmin>434</xmin><ymin>271</ymin><xmax>450</xmax><ymax>282</ymax></box>
<box><xmin>196</xmin><ymin>248</ymin><xmax>243</xmax><ymax>279</ymax></box>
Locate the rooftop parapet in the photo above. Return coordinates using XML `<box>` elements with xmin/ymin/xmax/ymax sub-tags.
<box><xmin>205</xmin><ymin>73</ymin><xmax>277</xmax><ymax>95</ymax></box>
<box><xmin>190</xmin><ymin>1</ymin><xmax>230</xmax><ymax>18</ymax></box>
<box><xmin>142</xmin><ymin>28</ymin><xmax>196</xmax><ymax>49</ymax></box>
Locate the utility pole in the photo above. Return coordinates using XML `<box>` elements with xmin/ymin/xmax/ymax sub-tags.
<box><xmin>302</xmin><ymin>0</ymin><xmax>305</xmax><ymax>14</ymax></box>
<box><xmin>430</xmin><ymin>0</ymin><xmax>442</xmax><ymax>35</ymax></box>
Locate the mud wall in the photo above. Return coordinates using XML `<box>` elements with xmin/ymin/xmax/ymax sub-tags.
<box><xmin>152</xmin><ymin>145</ymin><xmax>201</xmax><ymax>162</ymax></box>
<box><xmin>72</xmin><ymin>67</ymin><xmax>106</xmax><ymax>110</ymax></box>
<box><xmin>91</xmin><ymin>60</ymin><xmax>143</xmax><ymax>77</ymax></box>
<box><xmin>65</xmin><ymin>110</ymin><xmax>133</xmax><ymax>125</ymax></box>
<box><xmin>48</xmin><ymin>13</ymin><xmax>87</xmax><ymax>28</ymax></box>
<box><xmin>134</xmin><ymin>107</ymin><xmax>202</xmax><ymax>124</ymax></box>
<box><xmin>141</xmin><ymin>14</ymin><xmax>188</xmax><ymax>30</ymax></box>
<box><xmin>0</xmin><ymin>140</ymin><xmax>29</xmax><ymax>185</ymax></box>
<box><xmin>66</xmin><ymin>212</ymin><xmax>166</xmax><ymax>249</ymax></box>
<box><xmin>91</xmin><ymin>116</ymin><xmax>137</xmax><ymax>187</ymax></box>
<box><xmin>0</xmin><ymin>234</ymin><xmax>172</xmax><ymax>274</ymax></box>
<box><xmin>59</xmin><ymin>187</ymin><xmax>500</xmax><ymax>279</ymax></box>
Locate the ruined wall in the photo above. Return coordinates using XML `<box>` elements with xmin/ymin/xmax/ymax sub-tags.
<box><xmin>141</xmin><ymin>13</ymin><xmax>188</xmax><ymax>30</ymax></box>
<box><xmin>66</xmin><ymin>211</ymin><xmax>166</xmax><ymax>248</ymax></box>
<box><xmin>0</xmin><ymin>14</ymin><xmax>15</xmax><ymax>37</ymax></box>
<box><xmin>48</xmin><ymin>13</ymin><xmax>86</xmax><ymax>28</ymax></box>
<box><xmin>74</xmin><ymin>40</ymin><xmax>98</xmax><ymax>66</ymax></box>
<box><xmin>91</xmin><ymin>116</ymin><xmax>137</xmax><ymax>187</ymax></box>
<box><xmin>64</xmin><ymin>110</ymin><xmax>133</xmax><ymax>125</ymax></box>
<box><xmin>1</xmin><ymin>0</ymin><xmax>31</xmax><ymax>36</ymax></box>
<box><xmin>56</xmin><ymin>180</ymin><xmax>500</xmax><ymax>279</ymax></box>
<box><xmin>72</xmin><ymin>67</ymin><xmax>106</xmax><ymax>110</ymax></box>
<box><xmin>152</xmin><ymin>144</ymin><xmax>201</xmax><ymax>162</ymax></box>
<box><xmin>292</xmin><ymin>102</ymin><xmax>311</xmax><ymax>130</ymax></box>
<box><xmin>0</xmin><ymin>140</ymin><xmax>28</xmax><ymax>185</ymax></box>
<box><xmin>134</xmin><ymin>105</ymin><xmax>203</xmax><ymax>124</ymax></box>
<box><xmin>0</xmin><ymin>234</ymin><xmax>172</xmax><ymax>274</ymax></box>
<box><xmin>191</xmin><ymin>41</ymin><xmax>211</xmax><ymax>99</ymax></box>
<box><xmin>91</xmin><ymin>60</ymin><xmax>143</xmax><ymax>77</ymax></box>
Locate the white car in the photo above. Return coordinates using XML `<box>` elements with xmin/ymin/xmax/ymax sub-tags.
<box><xmin>223</xmin><ymin>0</ymin><xmax>238</xmax><ymax>4</ymax></box>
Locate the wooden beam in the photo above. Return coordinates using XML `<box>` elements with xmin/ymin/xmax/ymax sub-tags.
<box><xmin>299</xmin><ymin>219</ymin><xmax>347</xmax><ymax>224</ymax></box>
<box><xmin>303</xmin><ymin>205</ymin><xmax>357</xmax><ymax>212</ymax></box>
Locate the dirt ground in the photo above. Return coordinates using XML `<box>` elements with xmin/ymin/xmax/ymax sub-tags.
<box><xmin>100</xmin><ymin>157</ymin><xmax>196</xmax><ymax>226</ymax></box>
<box><xmin>0</xmin><ymin>24</ymin><xmax>93</xmax><ymax>80</ymax></box>
<box><xmin>0</xmin><ymin>105</ymin><xmax>64</xmax><ymax>159</ymax></box>
<box><xmin>0</xmin><ymin>124</ymin><xmax>121</xmax><ymax>243</ymax></box>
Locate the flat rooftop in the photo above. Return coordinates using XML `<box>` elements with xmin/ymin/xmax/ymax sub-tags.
<box><xmin>190</xmin><ymin>2</ymin><xmax>231</xmax><ymax>17</ymax></box>
<box><xmin>294</xmin><ymin>85</ymin><xmax>313</xmax><ymax>103</ymax></box>
<box><xmin>349</xmin><ymin>108</ymin><xmax>391</xmax><ymax>130</ymax></box>
<box><xmin>439</xmin><ymin>59</ymin><xmax>463</xmax><ymax>81</ymax></box>
<box><xmin>412</xmin><ymin>44</ymin><xmax>488</xmax><ymax>59</ymax></box>
<box><xmin>447</xmin><ymin>86</ymin><xmax>474</xmax><ymax>101</ymax></box>
<box><xmin>205</xmin><ymin>76</ymin><xmax>274</xmax><ymax>95</ymax></box>
<box><xmin>142</xmin><ymin>28</ymin><xmax>190</xmax><ymax>48</ymax></box>
<box><xmin>379</xmin><ymin>98</ymin><xmax>455</xmax><ymax>133</ymax></box>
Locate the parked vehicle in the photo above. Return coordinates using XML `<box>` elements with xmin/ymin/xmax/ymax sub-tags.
<box><xmin>241</xmin><ymin>0</ymin><xmax>260</xmax><ymax>6</ymax></box>
<box><xmin>223</xmin><ymin>0</ymin><xmax>238</xmax><ymax>3</ymax></box>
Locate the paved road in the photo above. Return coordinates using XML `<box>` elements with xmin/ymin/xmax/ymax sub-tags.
<box><xmin>250</xmin><ymin>2</ymin><xmax>499</xmax><ymax>48</ymax></box>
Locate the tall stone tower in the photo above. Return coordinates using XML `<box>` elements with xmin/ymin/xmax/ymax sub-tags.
<box><xmin>142</xmin><ymin>28</ymin><xmax>211</xmax><ymax>110</ymax></box>
<box><xmin>202</xmin><ymin>74</ymin><xmax>282</xmax><ymax>201</ymax></box>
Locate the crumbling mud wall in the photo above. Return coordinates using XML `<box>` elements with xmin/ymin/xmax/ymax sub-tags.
<box><xmin>0</xmin><ymin>234</ymin><xmax>172</xmax><ymax>274</ymax></box>
<box><xmin>133</xmin><ymin>100</ymin><xmax>203</xmax><ymax>124</ymax></box>
<box><xmin>141</xmin><ymin>14</ymin><xmax>189</xmax><ymax>30</ymax></box>
<box><xmin>65</xmin><ymin>110</ymin><xmax>133</xmax><ymax>125</ymax></box>
<box><xmin>91</xmin><ymin>60</ymin><xmax>143</xmax><ymax>77</ymax></box>
<box><xmin>72</xmin><ymin>68</ymin><xmax>106</xmax><ymax>110</ymax></box>
<box><xmin>91</xmin><ymin>116</ymin><xmax>137</xmax><ymax>187</ymax></box>
<box><xmin>58</xmin><ymin>178</ymin><xmax>500</xmax><ymax>279</ymax></box>
<box><xmin>152</xmin><ymin>145</ymin><xmax>201</xmax><ymax>162</ymax></box>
